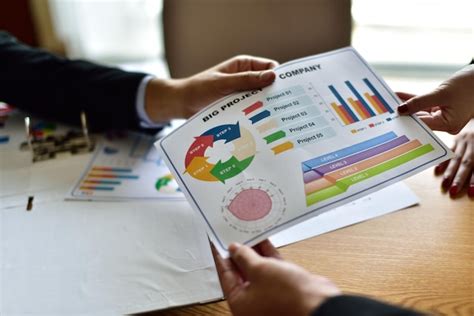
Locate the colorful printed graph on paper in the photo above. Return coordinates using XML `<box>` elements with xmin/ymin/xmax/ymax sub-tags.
<box><xmin>302</xmin><ymin>131</ymin><xmax>434</xmax><ymax>206</ymax></box>
<box><xmin>329</xmin><ymin>78</ymin><xmax>394</xmax><ymax>126</ymax></box>
<box><xmin>184</xmin><ymin>122</ymin><xmax>256</xmax><ymax>183</ymax></box>
<box><xmin>242</xmin><ymin>85</ymin><xmax>336</xmax><ymax>156</ymax></box>
<box><xmin>70</xmin><ymin>133</ymin><xmax>183</xmax><ymax>201</ymax></box>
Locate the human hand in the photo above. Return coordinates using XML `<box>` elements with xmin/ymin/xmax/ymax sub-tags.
<box><xmin>396</xmin><ymin>65</ymin><xmax>474</xmax><ymax>134</ymax></box>
<box><xmin>212</xmin><ymin>240</ymin><xmax>341</xmax><ymax>316</ymax></box>
<box><xmin>434</xmin><ymin>123</ymin><xmax>474</xmax><ymax>198</ymax></box>
<box><xmin>145</xmin><ymin>55</ymin><xmax>278</xmax><ymax>122</ymax></box>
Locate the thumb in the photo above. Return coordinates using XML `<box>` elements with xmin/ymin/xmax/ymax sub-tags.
<box><xmin>229</xmin><ymin>243</ymin><xmax>263</xmax><ymax>280</ymax></box>
<box><xmin>397</xmin><ymin>89</ymin><xmax>445</xmax><ymax>115</ymax></box>
<box><xmin>216</xmin><ymin>70</ymin><xmax>275</xmax><ymax>95</ymax></box>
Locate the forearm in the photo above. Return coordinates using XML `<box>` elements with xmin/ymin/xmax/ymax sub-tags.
<box><xmin>0</xmin><ymin>32</ymin><xmax>147</xmax><ymax>131</ymax></box>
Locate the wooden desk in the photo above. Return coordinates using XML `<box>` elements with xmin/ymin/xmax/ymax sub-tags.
<box><xmin>148</xmin><ymin>133</ymin><xmax>473</xmax><ymax>316</ymax></box>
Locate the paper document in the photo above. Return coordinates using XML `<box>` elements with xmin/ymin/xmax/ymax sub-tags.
<box><xmin>1</xmin><ymin>200</ymin><xmax>222</xmax><ymax>315</ymax></box>
<box><xmin>68</xmin><ymin>132</ymin><xmax>184</xmax><ymax>201</ymax></box>
<box><xmin>156</xmin><ymin>47</ymin><xmax>451</xmax><ymax>256</ymax></box>
<box><xmin>270</xmin><ymin>182</ymin><xmax>419</xmax><ymax>247</ymax></box>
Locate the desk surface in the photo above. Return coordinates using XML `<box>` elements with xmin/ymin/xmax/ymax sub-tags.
<box><xmin>148</xmin><ymin>132</ymin><xmax>473</xmax><ymax>316</ymax></box>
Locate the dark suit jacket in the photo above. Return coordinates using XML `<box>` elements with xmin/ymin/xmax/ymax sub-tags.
<box><xmin>0</xmin><ymin>31</ymin><xmax>148</xmax><ymax>131</ymax></box>
<box><xmin>312</xmin><ymin>295</ymin><xmax>423</xmax><ymax>316</ymax></box>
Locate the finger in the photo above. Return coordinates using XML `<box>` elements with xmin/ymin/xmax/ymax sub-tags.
<box><xmin>434</xmin><ymin>160</ymin><xmax>450</xmax><ymax>175</ymax></box>
<box><xmin>229</xmin><ymin>243</ymin><xmax>263</xmax><ymax>280</ymax></box>
<box><xmin>253</xmin><ymin>240</ymin><xmax>282</xmax><ymax>259</ymax></box>
<box><xmin>469</xmin><ymin>172</ymin><xmax>474</xmax><ymax>198</ymax></box>
<box><xmin>442</xmin><ymin>141</ymin><xmax>467</xmax><ymax>191</ymax></box>
<box><xmin>211</xmin><ymin>243</ymin><xmax>243</xmax><ymax>297</ymax></box>
<box><xmin>450</xmin><ymin>141</ymin><xmax>473</xmax><ymax>197</ymax></box>
<box><xmin>397</xmin><ymin>89</ymin><xmax>445</xmax><ymax>115</ymax></box>
<box><xmin>219</xmin><ymin>56</ymin><xmax>279</xmax><ymax>73</ymax></box>
<box><xmin>215</xmin><ymin>71</ymin><xmax>276</xmax><ymax>95</ymax></box>
<box><xmin>396</xmin><ymin>92</ymin><xmax>416</xmax><ymax>102</ymax></box>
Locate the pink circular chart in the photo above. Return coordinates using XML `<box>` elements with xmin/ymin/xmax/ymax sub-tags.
<box><xmin>227</xmin><ymin>188</ymin><xmax>272</xmax><ymax>221</ymax></box>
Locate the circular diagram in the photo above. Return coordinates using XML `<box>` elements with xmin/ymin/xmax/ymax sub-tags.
<box><xmin>221</xmin><ymin>179</ymin><xmax>286</xmax><ymax>234</ymax></box>
<box><xmin>184</xmin><ymin>122</ymin><xmax>256</xmax><ymax>183</ymax></box>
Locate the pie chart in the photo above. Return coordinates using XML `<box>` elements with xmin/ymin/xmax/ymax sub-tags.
<box><xmin>227</xmin><ymin>188</ymin><xmax>272</xmax><ymax>221</ymax></box>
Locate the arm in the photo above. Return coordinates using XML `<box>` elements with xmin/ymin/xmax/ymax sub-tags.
<box><xmin>0</xmin><ymin>31</ymin><xmax>147</xmax><ymax>131</ymax></box>
<box><xmin>0</xmin><ymin>31</ymin><xmax>278</xmax><ymax>132</ymax></box>
<box><xmin>213</xmin><ymin>241</ymin><xmax>424</xmax><ymax>316</ymax></box>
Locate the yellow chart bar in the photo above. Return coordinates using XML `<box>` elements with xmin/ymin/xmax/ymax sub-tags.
<box><xmin>364</xmin><ymin>93</ymin><xmax>384</xmax><ymax>114</ymax></box>
<box><xmin>271</xmin><ymin>141</ymin><xmax>294</xmax><ymax>155</ymax></box>
<box><xmin>331</xmin><ymin>102</ymin><xmax>350</xmax><ymax>125</ymax></box>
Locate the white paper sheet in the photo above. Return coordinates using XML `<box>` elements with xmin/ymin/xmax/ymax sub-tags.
<box><xmin>0</xmin><ymin>200</ymin><xmax>222</xmax><ymax>315</ymax></box>
<box><xmin>270</xmin><ymin>182</ymin><xmax>419</xmax><ymax>247</ymax></box>
<box><xmin>156</xmin><ymin>47</ymin><xmax>452</xmax><ymax>256</ymax></box>
<box><xmin>67</xmin><ymin>132</ymin><xmax>184</xmax><ymax>201</ymax></box>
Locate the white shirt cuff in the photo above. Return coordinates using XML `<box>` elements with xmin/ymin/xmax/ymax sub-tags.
<box><xmin>136</xmin><ymin>75</ymin><xmax>167</xmax><ymax>128</ymax></box>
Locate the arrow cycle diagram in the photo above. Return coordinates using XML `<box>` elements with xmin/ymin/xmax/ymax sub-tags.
<box><xmin>184</xmin><ymin>123</ymin><xmax>257</xmax><ymax>183</ymax></box>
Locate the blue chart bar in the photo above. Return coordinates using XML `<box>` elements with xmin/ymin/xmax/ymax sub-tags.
<box><xmin>363</xmin><ymin>78</ymin><xmax>394</xmax><ymax>113</ymax></box>
<box><xmin>249</xmin><ymin>110</ymin><xmax>271</xmax><ymax>124</ymax></box>
<box><xmin>344</xmin><ymin>81</ymin><xmax>376</xmax><ymax>116</ymax></box>
<box><xmin>302</xmin><ymin>131</ymin><xmax>398</xmax><ymax>169</ymax></box>
<box><xmin>328</xmin><ymin>85</ymin><xmax>359</xmax><ymax>123</ymax></box>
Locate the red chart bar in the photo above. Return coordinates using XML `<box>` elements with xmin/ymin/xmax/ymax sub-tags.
<box><xmin>372</xmin><ymin>95</ymin><xmax>390</xmax><ymax>114</ymax></box>
<box><xmin>243</xmin><ymin>101</ymin><xmax>263</xmax><ymax>115</ymax></box>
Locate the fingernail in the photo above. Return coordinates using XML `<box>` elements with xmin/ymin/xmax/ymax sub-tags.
<box><xmin>397</xmin><ymin>104</ymin><xmax>408</xmax><ymax>114</ymax></box>
<box><xmin>434</xmin><ymin>166</ymin><xmax>442</xmax><ymax>174</ymax></box>
<box><xmin>469</xmin><ymin>185</ymin><xmax>474</xmax><ymax>197</ymax></box>
<box><xmin>449</xmin><ymin>184</ymin><xmax>458</xmax><ymax>198</ymax></box>
<box><xmin>441</xmin><ymin>178</ymin><xmax>451</xmax><ymax>191</ymax></box>
<box><xmin>260</xmin><ymin>71</ymin><xmax>274</xmax><ymax>82</ymax></box>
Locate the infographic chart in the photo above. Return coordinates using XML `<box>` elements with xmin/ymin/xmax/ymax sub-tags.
<box><xmin>70</xmin><ymin>133</ymin><xmax>183</xmax><ymax>201</ymax></box>
<box><xmin>157</xmin><ymin>47</ymin><xmax>451</xmax><ymax>256</ymax></box>
<box><xmin>302</xmin><ymin>132</ymin><xmax>433</xmax><ymax>206</ymax></box>
<box><xmin>184</xmin><ymin>123</ymin><xmax>256</xmax><ymax>182</ymax></box>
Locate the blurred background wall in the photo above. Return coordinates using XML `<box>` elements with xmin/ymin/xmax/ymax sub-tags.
<box><xmin>0</xmin><ymin>0</ymin><xmax>472</xmax><ymax>89</ymax></box>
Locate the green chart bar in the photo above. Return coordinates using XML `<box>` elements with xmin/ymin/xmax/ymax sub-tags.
<box><xmin>306</xmin><ymin>143</ymin><xmax>434</xmax><ymax>205</ymax></box>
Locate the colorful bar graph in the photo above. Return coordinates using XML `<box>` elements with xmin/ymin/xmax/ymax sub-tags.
<box><xmin>301</xmin><ymin>133</ymin><xmax>434</xmax><ymax>205</ymax></box>
<box><xmin>80</xmin><ymin>164</ymin><xmax>139</xmax><ymax>192</ymax></box>
<box><xmin>328</xmin><ymin>85</ymin><xmax>359</xmax><ymax>123</ymax></box>
<box><xmin>328</xmin><ymin>78</ymin><xmax>394</xmax><ymax>125</ymax></box>
<box><xmin>363</xmin><ymin>78</ymin><xmax>393</xmax><ymax>113</ymax></box>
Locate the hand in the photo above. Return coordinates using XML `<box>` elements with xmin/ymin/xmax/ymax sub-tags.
<box><xmin>212</xmin><ymin>240</ymin><xmax>341</xmax><ymax>316</ymax></box>
<box><xmin>145</xmin><ymin>55</ymin><xmax>278</xmax><ymax>122</ymax></box>
<box><xmin>396</xmin><ymin>65</ymin><xmax>474</xmax><ymax>134</ymax></box>
<box><xmin>434</xmin><ymin>123</ymin><xmax>474</xmax><ymax>198</ymax></box>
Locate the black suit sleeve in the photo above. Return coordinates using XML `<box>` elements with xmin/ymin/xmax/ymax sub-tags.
<box><xmin>0</xmin><ymin>31</ymin><xmax>149</xmax><ymax>132</ymax></box>
<box><xmin>311</xmin><ymin>295</ymin><xmax>424</xmax><ymax>316</ymax></box>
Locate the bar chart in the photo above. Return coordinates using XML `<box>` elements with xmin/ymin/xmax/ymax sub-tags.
<box><xmin>79</xmin><ymin>166</ymin><xmax>139</xmax><ymax>191</ymax></box>
<box><xmin>329</xmin><ymin>78</ymin><xmax>393</xmax><ymax>125</ymax></box>
<box><xmin>301</xmin><ymin>132</ymin><xmax>434</xmax><ymax>206</ymax></box>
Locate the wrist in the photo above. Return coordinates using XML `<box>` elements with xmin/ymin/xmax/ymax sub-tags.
<box><xmin>144</xmin><ymin>78</ymin><xmax>185</xmax><ymax>122</ymax></box>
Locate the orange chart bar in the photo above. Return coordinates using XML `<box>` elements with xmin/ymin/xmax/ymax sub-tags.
<box><xmin>331</xmin><ymin>102</ymin><xmax>350</xmax><ymax>125</ymax></box>
<box><xmin>271</xmin><ymin>141</ymin><xmax>294</xmax><ymax>155</ymax></box>
<box><xmin>348</xmin><ymin>98</ymin><xmax>369</xmax><ymax>119</ymax></box>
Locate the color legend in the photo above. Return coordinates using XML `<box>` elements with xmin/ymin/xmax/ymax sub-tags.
<box><xmin>329</xmin><ymin>78</ymin><xmax>393</xmax><ymax>126</ymax></box>
<box><xmin>302</xmin><ymin>132</ymin><xmax>434</xmax><ymax>206</ymax></box>
<box><xmin>243</xmin><ymin>86</ymin><xmax>336</xmax><ymax>155</ymax></box>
